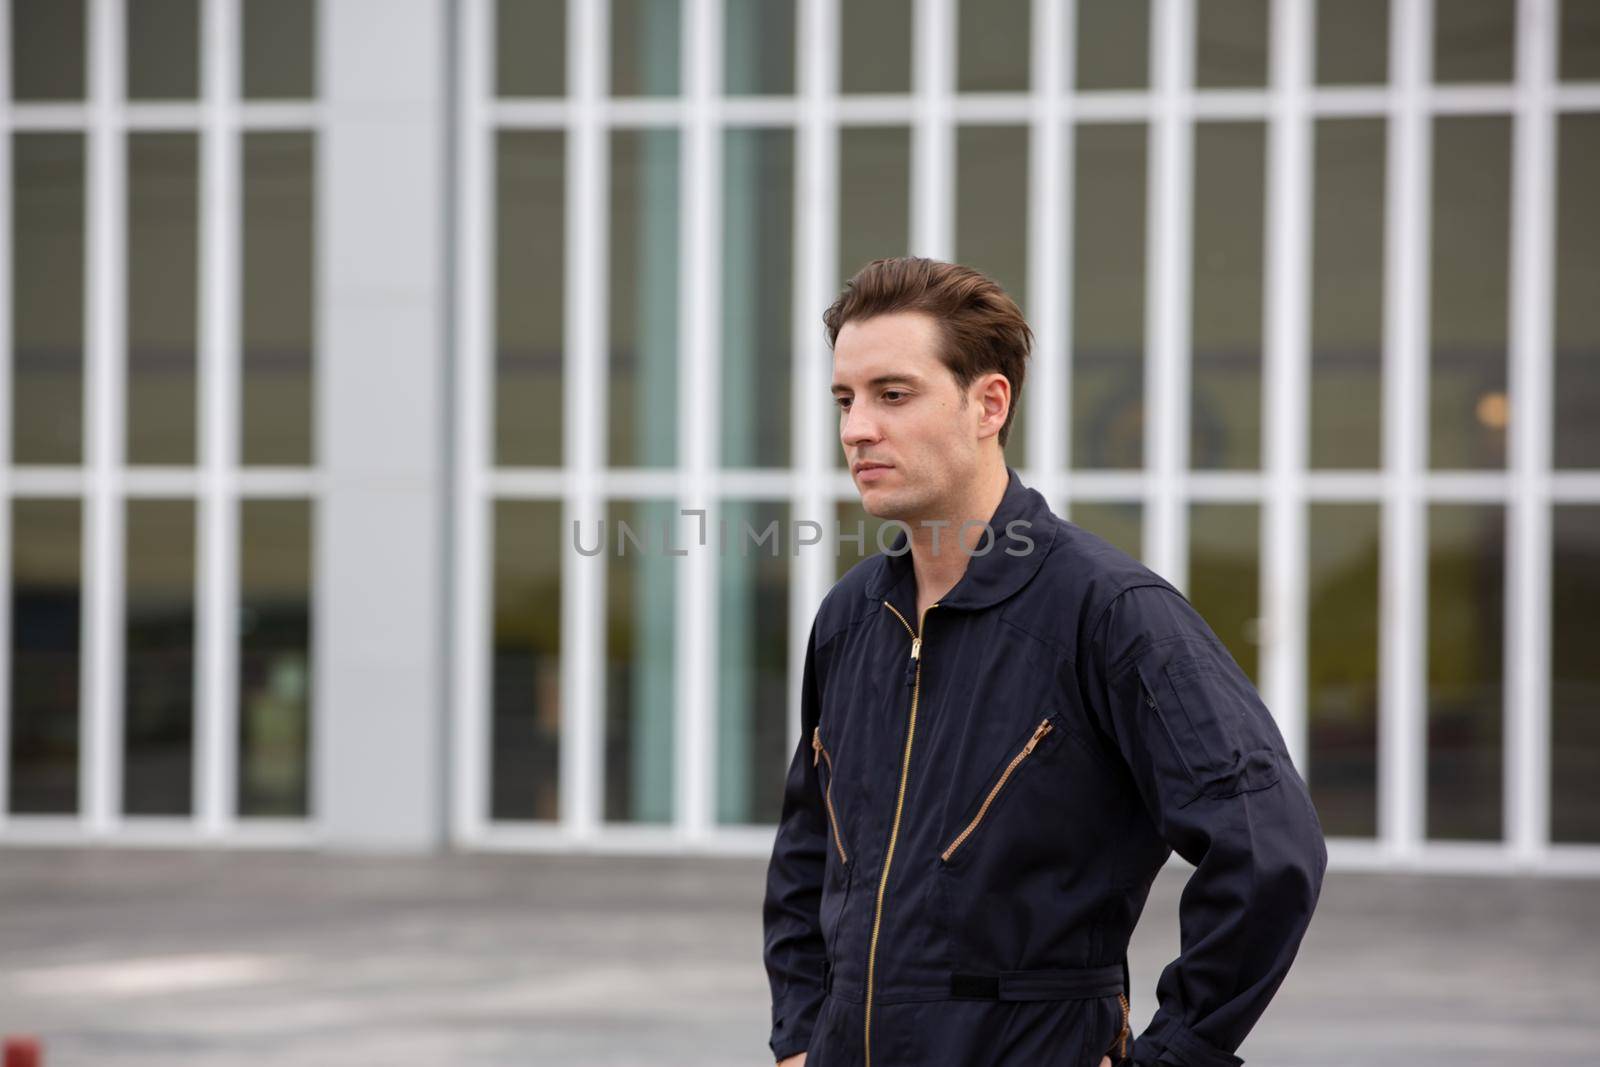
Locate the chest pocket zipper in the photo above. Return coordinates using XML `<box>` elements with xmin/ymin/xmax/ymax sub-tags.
<box><xmin>812</xmin><ymin>726</ymin><xmax>851</xmax><ymax>866</ymax></box>
<box><xmin>939</xmin><ymin>715</ymin><xmax>1055</xmax><ymax>863</ymax></box>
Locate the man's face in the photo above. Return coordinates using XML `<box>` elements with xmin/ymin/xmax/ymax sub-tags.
<box><xmin>831</xmin><ymin>310</ymin><xmax>1001</xmax><ymax>521</ymax></box>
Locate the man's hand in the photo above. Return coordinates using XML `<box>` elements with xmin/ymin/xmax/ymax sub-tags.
<box><xmin>776</xmin><ymin>1055</ymin><xmax>805</xmax><ymax>1066</ymax></box>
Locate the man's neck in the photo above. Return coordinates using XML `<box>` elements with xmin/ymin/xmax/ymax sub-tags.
<box><xmin>905</xmin><ymin>457</ymin><xmax>1010</xmax><ymax>621</ymax></box>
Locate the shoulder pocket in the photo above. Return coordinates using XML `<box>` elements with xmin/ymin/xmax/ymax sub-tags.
<box><xmin>1137</xmin><ymin>652</ymin><xmax>1283</xmax><ymax>803</ymax></box>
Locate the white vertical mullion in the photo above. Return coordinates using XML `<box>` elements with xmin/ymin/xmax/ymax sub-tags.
<box><xmin>1027</xmin><ymin>0</ymin><xmax>1068</xmax><ymax>499</ymax></box>
<box><xmin>1380</xmin><ymin>0</ymin><xmax>1431</xmax><ymax>862</ymax></box>
<box><xmin>676</xmin><ymin>0</ymin><xmax>720</xmax><ymax>841</ymax></box>
<box><xmin>0</xmin><ymin>0</ymin><xmax>13</xmax><ymax>826</ymax></box>
<box><xmin>198</xmin><ymin>0</ymin><xmax>241</xmax><ymax>839</ymax></box>
<box><xmin>561</xmin><ymin>0</ymin><xmax>606</xmax><ymax>840</ymax></box>
<box><xmin>1506</xmin><ymin>0</ymin><xmax>1555</xmax><ymax>866</ymax></box>
<box><xmin>911</xmin><ymin>0</ymin><xmax>954</xmax><ymax>258</ymax></box>
<box><xmin>791</xmin><ymin>0</ymin><xmax>838</xmax><ymax>754</ymax></box>
<box><xmin>1146</xmin><ymin>0</ymin><xmax>1193</xmax><ymax>590</ymax></box>
<box><xmin>451</xmin><ymin>0</ymin><xmax>491</xmax><ymax>843</ymax></box>
<box><xmin>83</xmin><ymin>0</ymin><xmax>126</xmax><ymax>834</ymax></box>
<box><xmin>1263</xmin><ymin>0</ymin><xmax>1312</xmax><ymax>773</ymax></box>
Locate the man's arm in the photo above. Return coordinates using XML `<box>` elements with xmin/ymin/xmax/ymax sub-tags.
<box><xmin>1084</xmin><ymin>583</ymin><xmax>1328</xmax><ymax>1067</ymax></box>
<box><xmin>762</xmin><ymin>617</ymin><xmax>830</xmax><ymax>1062</ymax></box>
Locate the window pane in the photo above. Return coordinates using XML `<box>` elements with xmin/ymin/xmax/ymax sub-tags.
<box><xmin>609</xmin><ymin>129</ymin><xmax>680</xmax><ymax>468</ymax></box>
<box><xmin>1072</xmin><ymin>123</ymin><xmax>1147</xmax><ymax>471</ymax></box>
<box><xmin>1068</xmin><ymin>501</ymin><xmax>1143</xmax><ymax>563</ymax></box>
<box><xmin>1430</xmin><ymin>117</ymin><xmax>1510</xmax><ymax>470</ymax></box>
<box><xmin>604</xmin><ymin>499</ymin><xmax>678</xmax><ymax>824</ymax></box>
<box><xmin>1552</xmin><ymin>506</ymin><xmax>1600</xmax><ymax>843</ymax></box>
<box><xmin>1076</xmin><ymin>0</ymin><xmax>1150</xmax><ymax>91</ymax></box>
<box><xmin>492</xmin><ymin>500</ymin><xmax>563</xmax><ymax>821</ymax></box>
<box><xmin>717</xmin><ymin>499</ymin><xmax>790</xmax><ymax>824</ymax></box>
<box><xmin>12</xmin><ymin>133</ymin><xmax>85</xmax><ymax>465</ymax></box>
<box><xmin>497</xmin><ymin>0</ymin><xmax>565</xmax><ymax>96</ymax></box>
<box><xmin>1561</xmin><ymin>0</ymin><xmax>1600</xmax><ymax>81</ymax></box>
<box><xmin>1555</xmin><ymin>115</ymin><xmax>1600</xmax><ymax>469</ymax></box>
<box><xmin>1434</xmin><ymin>0</ymin><xmax>1514</xmax><ymax>84</ymax></box>
<box><xmin>1311</xmin><ymin>119</ymin><xmax>1385</xmax><ymax>469</ymax></box>
<box><xmin>611</xmin><ymin>0</ymin><xmax>680</xmax><ymax>95</ymax></box>
<box><xmin>1196</xmin><ymin>0</ymin><xmax>1269</xmax><ymax>89</ymax></box>
<box><xmin>1316</xmin><ymin>0</ymin><xmax>1388</xmax><ymax>85</ymax></box>
<box><xmin>238</xmin><ymin>499</ymin><xmax>313</xmax><ymax>818</ymax></box>
<box><xmin>1192</xmin><ymin>122</ymin><xmax>1265</xmax><ymax>470</ymax></box>
<box><xmin>1307</xmin><ymin>503</ymin><xmax>1380</xmax><ymax>838</ymax></box>
<box><xmin>834</xmin><ymin>498</ymin><xmax>895</xmax><ymax>582</ymax></box>
<box><xmin>841</xmin><ymin>0</ymin><xmax>912</xmax><ymax>94</ymax></box>
<box><xmin>8</xmin><ymin>499</ymin><xmax>81</xmax><ymax>814</ymax></box>
<box><xmin>128</xmin><ymin>133</ymin><xmax>199</xmax><ymax>466</ymax></box>
<box><xmin>725</xmin><ymin>0</ymin><xmax>795</xmax><ymax>96</ymax></box>
<box><xmin>721</xmin><ymin>128</ymin><xmax>793</xmax><ymax>468</ymax></box>
<box><xmin>1188</xmin><ymin>503</ymin><xmax>1260</xmax><ymax>683</ymax></box>
<box><xmin>496</xmin><ymin>131</ymin><xmax>565</xmax><ymax>466</ymax></box>
<box><xmin>127</xmin><ymin>0</ymin><xmax>199</xmax><ymax>100</ymax></box>
<box><xmin>956</xmin><ymin>124</ymin><xmax>1029</xmax><ymax>466</ymax></box>
<box><xmin>1426</xmin><ymin>503</ymin><xmax>1504</xmax><ymax>842</ymax></box>
<box><xmin>242</xmin><ymin>0</ymin><xmax>315</xmax><ymax>99</ymax></box>
<box><xmin>124</xmin><ymin>499</ymin><xmax>196</xmax><ymax>817</ymax></box>
<box><xmin>957</xmin><ymin>0</ymin><xmax>1030</xmax><ymax>92</ymax></box>
<box><xmin>11</xmin><ymin>0</ymin><xmax>84</xmax><ymax>101</ymax></box>
<box><xmin>242</xmin><ymin>132</ymin><xmax>315</xmax><ymax>467</ymax></box>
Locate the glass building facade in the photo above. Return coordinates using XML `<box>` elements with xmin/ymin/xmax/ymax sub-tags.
<box><xmin>3</xmin><ymin>0</ymin><xmax>1599</xmax><ymax>872</ymax></box>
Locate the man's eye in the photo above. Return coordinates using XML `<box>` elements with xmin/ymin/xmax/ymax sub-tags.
<box><xmin>835</xmin><ymin>397</ymin><xmax>851</xmax><ymax>410</ymax></box>
<box><xmin>883</xmin><ymin>391</ymin><xmax>905</xmax><ymax>402</ymax></box>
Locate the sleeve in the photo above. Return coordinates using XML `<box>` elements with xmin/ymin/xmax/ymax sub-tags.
<box><xmin>1084</xmin><ymin>583</ymin><xmax>1328</xmax><ymax>1067</ymax></box>
<box><xmin>761</xmin><ymin>616</ymin><xmax>829</xmax><ymax>1061</ymax></box>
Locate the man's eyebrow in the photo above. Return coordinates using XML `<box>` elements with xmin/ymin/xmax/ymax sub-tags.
<box><xmin>831</xmin><ymin>375</ymin><xmax>923</xmax><ymax>394</ymax></box>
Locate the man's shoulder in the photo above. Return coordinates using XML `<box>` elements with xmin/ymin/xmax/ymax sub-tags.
<box><xmin>1010</xmin><ymin>512</ymin><xmax>1186</xmax><ymax>642</ymax></box>
<box><xmin>809</xmin><ymin>552</ymin><xmax>884</xmax><ymax>648</ymax></box>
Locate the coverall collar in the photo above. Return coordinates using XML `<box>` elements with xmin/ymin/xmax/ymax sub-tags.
<box><xmin>863</xmin><ymin>464</ymin><xmax>1058</xmax><ymax>614</ymax></box>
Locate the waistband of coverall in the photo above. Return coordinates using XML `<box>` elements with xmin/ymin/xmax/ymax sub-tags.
<box><xmin>822</xmin><ymin>960</ymin><xmax>1126</xmax><ymax>1006</ymax></box>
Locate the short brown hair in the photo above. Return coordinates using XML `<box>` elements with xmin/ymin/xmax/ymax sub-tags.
<box><xmin>823</xmin><ymin>256</ymin><xmax>1032</xmax><ymax>448</ymax></box>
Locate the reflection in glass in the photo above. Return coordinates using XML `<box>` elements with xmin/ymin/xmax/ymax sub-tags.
<box><xmin>128</xmin><ymin>0</ymin><xmax>199</xmax><ymax>100</ymax></box>
<box><xmin>612</xmin><ymin>0</ymin><xmax>680</xmax><ymax>96</ymax></box>
<box><xmin>12</xmin><ymin>133</ymin><xmax>85</xmax><ymax>465</ymax></box>
<box><xmin>1555</xmin><ymin>115</ymin><xmax>1600</xmax><ymax>469</ymax></box>
<box><xmin>834</xmin><ymin>498</ymin><xmax>893</xmax><ymax>582</ymax></box>
<box><xmin>11</xmin><ymin>0</ymin><xmax>84</xmax><ymax>101</ymax></box>
<box><xmin>1562</xmin><ymin>0</ymin><xmax>1600</xmax><ymax>81</ymax></box>
<box><xmin>124</xmin><ymin>499</ymin><xmax>196</xmax><ymax>817</ymax></box>
<box><xmin>1307</xmin><ymin>503</ymin><xmax>1380</xmax><ymax>838</ymax></box>
<box><xmin>842</xmin><ymin>0</ymin><xmax>912</xmax><ymax>94</ymax></box>
<box><xmin>609</xmin><ymin>130</ymin><xmax>680</xmax><ymax>468</ymax></box>
<box><xmin>1552</xmin><ymin>506</ymin><xmax>1600</xmax><ymax>843</ymax></box>
<box><xmin>8</xmin><ymin>500</ymin><xmax>81</xmax><ymax>814</ymax></box>
<box><xmin>1072</xmin><ymin>124</ymin><xmax>1146</xmax><ymax>470</ymax></box>
<box><xmin>1195</xmin><ymin>0</ymin><xmax>1269</xmax><ymax>89</ymax></box>
<box><xmin>492</xmin><ymin>500</ymin><xmax>563</xmax><ymax>821</ymax></box>
<box><xmin>1311</xmin><ymin>119</ymin><xmax>1385</xmax><ymax>470</ymax></box>
<box><xmin>242</xmin><ymin>0</ymin><xmax>315</xmax><ymax>99</ymax></box>
<box><xmin>1188</xmin><ymin>503</ymin><xmax>1260</xmax><ymax>683</ymax></box>
<box><xmin>497</xmin><ymin>131</ymin><xmax>565</xmax><ymax>466</ymax></box>
<box><xmin>1191</xmin><ymin>123</ymin><xmax>1264</xmax><ymax>470</ymax></box>
<box><xmin>1426</xmin><ymin>503</ymin><xmax>1504</xmax><ymax>842</ymax></box>
<box><xmin>957</xmin><ymin>0</ymin><xmax>1030</xmax><ymax>92</ymax></box>
<box><xmin>717</xmin><ymin>500</ymin><xmax>790</xmax><ymax>824</ymax></box>
<box><xmin>725</xmin><ymin>0</ymin><xmax>795</xmax><ymax>96</ymax></box>
<box><xmin>1076</xmin><ymin>0</ymin><xmax>1149</xmax><ymax>91</ymax></box>
<box><xmin>1316</xmin><ymin>0</ymin><xmax>1388</xmax><ymax>86</ymax></box>
<box><xmin>1068</xmin><ymin>501</ymin><xmax>1142</xmax><ymax>563</ymax></box>
<box><xmin>238</xmin><ymin>500</ymin><xmax>312</xmax><ymax>817</ymax></box>
<box><xmin>242</xmin><ymin>132</ymin><xmax>315</xmax><ymax>467</ymax></box>
<box><xmin>1433</xmin><ymin>0</ymin><xmax>1514</xmax><ymax>84</ymax></box>
<box><xmin>956</xmin><ymin>125</ymin><xmax>1029</xmax><ymax>466</ymax></box>
<box><xmin>604</xmin><ymin>500</ymin><xmax>678</xmax><ymax>824</ymax></box>
<box><xmin>497</xmin><ymin>0</ymin><xmax>565</xmax><ymax>96</ymax></box>
<box><xmin>1430</xmin><ymin>117</ymin><xmax>1510</xmax><ymax>470</ymax></box>
<box><xmin>722</xmin><ymin>128</ymin><xmax>793</xmax><ymax>468</ymax></box>
<box><xmin>128</xmin><ymin>133</ymin><xmax>199</xmax><ymax>466</ymax></box>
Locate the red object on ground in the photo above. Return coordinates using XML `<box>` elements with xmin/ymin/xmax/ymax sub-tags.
<box><xmin>2</xmin><ymin>1036</ymin><xmax>41</xmax><ymax>1067</ymax></box>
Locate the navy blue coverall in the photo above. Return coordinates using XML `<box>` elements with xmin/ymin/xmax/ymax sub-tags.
<box><xmin>763</xmin><ymin>466</ymin><xmax>1327</xmax><ymax>1066</ymax></box>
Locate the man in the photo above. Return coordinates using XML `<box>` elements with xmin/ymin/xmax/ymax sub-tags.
<box><xmin>762</xmin><ymin>257</ymin><xmax>1326</xmax><ymax>1066</ymax></box>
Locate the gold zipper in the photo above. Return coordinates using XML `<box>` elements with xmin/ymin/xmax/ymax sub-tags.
<box><xmin>1116</xmin><ymin>990</ymin><xmax>1130</xmax><ymax>1058</ymax></box>
<box><xmin>864</xmin><ymin>598</ymin><xmax>933</xmax><ymax>1067</ymax></box>
<box><xmin>812</xmin><ymin>726</ymin><xmax>850</xmax><ymax>865</ymax></box>
<box><xmin>939</xmin><ymin>716</ymin><xmax>1054</xmax><ymax>863</ymax></box>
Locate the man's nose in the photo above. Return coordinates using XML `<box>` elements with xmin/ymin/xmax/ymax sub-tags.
<box><xmin>841</xmin><ymin>405</ymin><xmax>882</xmax><ymax>447</ymax></box>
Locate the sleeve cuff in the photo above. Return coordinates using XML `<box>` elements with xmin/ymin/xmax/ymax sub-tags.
<box><xmin>1135</xmin><ymin>1017</ymin><xmax>1245</xmax><ymax>1067</ymax></box>
<box><xmin>768</xmin><ymin>989</ymin><xmax>824</xmax><ymax>1062</ymax></box>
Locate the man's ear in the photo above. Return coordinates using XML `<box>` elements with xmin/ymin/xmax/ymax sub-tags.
<box><xmin>974</xmin><ymin>373</ymin><xmax>1010</xmax><ymax>440</ymax></box>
